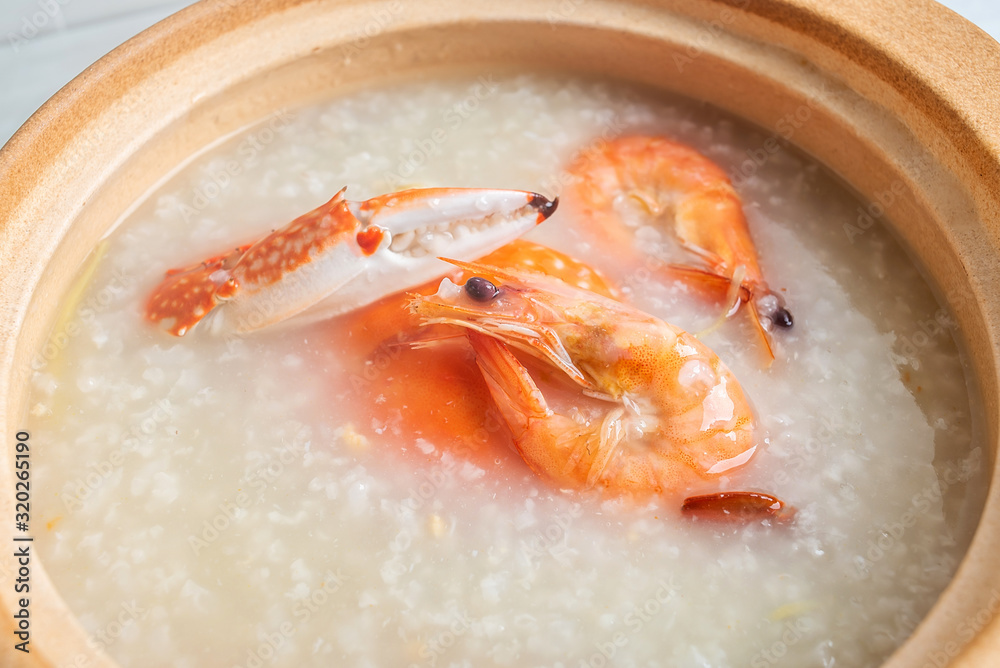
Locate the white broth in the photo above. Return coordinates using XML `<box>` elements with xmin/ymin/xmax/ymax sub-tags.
<box><xmin>27</xmin><ymin>72</ymin><xmax>985</xmax><ymax>667</ymax></box>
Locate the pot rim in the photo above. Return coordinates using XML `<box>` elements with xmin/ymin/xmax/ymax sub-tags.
<box><xmin>1</xmin><ymin>1</ymin><xmax>999</xmax><ymax>666</ymax></box>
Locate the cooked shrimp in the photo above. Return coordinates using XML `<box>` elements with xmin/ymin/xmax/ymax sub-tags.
<box><xmin>567</xmin><ymin>135</ymin><xmax>792</xmax><ymax>363</ymax></box>
<box><xmin>334</xmin><ymin>240</ymin><xmax>621</xmax><ymax>467</ymax></box>
<box><xmin>410</xmin><ymin>261</ymin><xmax>760</xmax><ymax>499</ymax></box>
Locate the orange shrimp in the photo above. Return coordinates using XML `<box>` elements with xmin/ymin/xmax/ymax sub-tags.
<box><xmin>410</xmin><ymin>262</ymin><xmax>765</xmax><ymax>503</ymax></box>
<box><xmin>567</xmin><ymin>135</ymin><xmax>793</xmax><ymax>363</ymax></box>
<box><xmin>328</xmin><ymin>240</ymin><xmax>620</xmax><ymax>468</ymax></box>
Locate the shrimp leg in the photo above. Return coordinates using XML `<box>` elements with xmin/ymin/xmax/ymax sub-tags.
<box><xmin>468</xmin><ymin>330</ymin><xmax>620</xmax><ymax>490</ymax></box>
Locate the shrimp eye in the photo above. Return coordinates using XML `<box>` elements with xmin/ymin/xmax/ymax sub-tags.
<box><xmin>465</xmin><ymin>277</ymin><xmax>500</xmax><ymax>302</ymax></box>
<box><xmin>772</xmin><ymin>307</ymin><xmax>793</xmax><ymax>328</ymax></box>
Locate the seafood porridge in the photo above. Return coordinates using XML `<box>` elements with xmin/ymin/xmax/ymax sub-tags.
<box><xmin>27</xmin><ymin>73</ymin><xmax>984</xmax><ymax>667</ymax></box>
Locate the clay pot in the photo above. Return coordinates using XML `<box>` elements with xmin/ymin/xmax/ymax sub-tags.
<box><xmin>1</xmin><ymin>1</ymin><xmax>997</xmax><ymax>665</ymax></box>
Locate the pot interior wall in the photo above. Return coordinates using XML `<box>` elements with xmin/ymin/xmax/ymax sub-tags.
<box><xmin>2</xmin><ymin>3</ymin><xmax>997</xmax><ymax>666</ymax></box>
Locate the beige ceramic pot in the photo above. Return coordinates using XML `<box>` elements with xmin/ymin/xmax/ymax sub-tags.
<box><xmin>1</xmin><ymin>0</ymin><xmax>999</xmax><ymax>666</ymax></box>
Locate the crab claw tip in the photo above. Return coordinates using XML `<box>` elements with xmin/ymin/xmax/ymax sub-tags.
<box><xmin>529</xmin><ymin>194</ymin><xmax>559</xmax><ymax>222</ymax></box>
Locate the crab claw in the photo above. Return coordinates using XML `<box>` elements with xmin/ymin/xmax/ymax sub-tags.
<box><xmin>145</xmin><ymin>187</ymin><xmax>557</xmax><ymax>336</ymax></box>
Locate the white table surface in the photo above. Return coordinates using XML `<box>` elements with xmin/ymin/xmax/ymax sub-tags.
<box><xmin>0</xmin><ymin>0</ymin><xmax>997</xmax><ymax>148</ymax></box>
